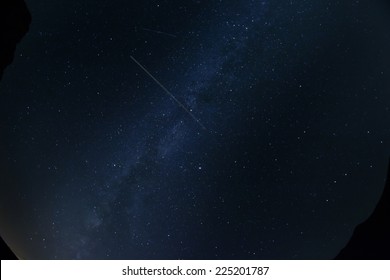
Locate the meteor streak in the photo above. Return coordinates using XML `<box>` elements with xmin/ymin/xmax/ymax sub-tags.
<box><xmin>130</xmin><ymin>56</ymin><xmax>207</xmax><ymax>130</ymax></box>
<box><xmin>141</xmin><ymin>28</ymin><xmax>177</xmax><ymax>38</ymax></box>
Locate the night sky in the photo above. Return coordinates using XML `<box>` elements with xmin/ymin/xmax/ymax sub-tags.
<box><xmin>0</xmin><ymin>0</ymin><xmax>390</xmax><ymax>259</ymax></box>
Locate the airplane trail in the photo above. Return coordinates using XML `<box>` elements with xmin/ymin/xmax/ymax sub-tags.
<box><xmin>130</xmin><ymin>56</ymin><xmax>207</xmax><ymax>130</ymax></box>
<box><xmin>141</xmin><ymin>28</ymin><xmax>177</xmax><ymax>38</ymax></box>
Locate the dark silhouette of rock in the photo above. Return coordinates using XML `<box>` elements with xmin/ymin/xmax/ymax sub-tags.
<box><xmin>0</xmin><ymin>0</ymin><xmax>30</xmax><ymax>259</ymax></box>
<box><xmin>0</xmin><ymin>0</ymin><xmax>31</xmax><ymax>81</ymax></box>
<box><xmin>0</xmin><ymin>237</ymin><xmax>17</xmax><ymax>260</ymax></box>
<box><xmin>336</xmin><ymin>158</ymin><xmax>390</xmax><ymax>259</ymax></box>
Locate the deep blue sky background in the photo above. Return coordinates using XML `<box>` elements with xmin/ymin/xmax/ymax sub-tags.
<box><xmin>0</xmin><ymin>0</ymin><xmax>390</xmax><ymax>259</ymax></box>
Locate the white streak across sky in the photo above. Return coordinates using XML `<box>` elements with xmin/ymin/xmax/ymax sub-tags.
<box><xmin>68</xmin><ymin>0</ymin><xmax>273</xmax><ymax>258</ymax></box>
<box><xmin>130</xmin><ymin>55</ymin><xmax>207</xmax><ymax>130</ymax></box>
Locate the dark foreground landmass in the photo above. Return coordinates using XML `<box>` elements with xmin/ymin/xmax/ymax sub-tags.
<box><xmin>0</xmin><ymin>0</ymin><xmax>31</xmax><ymax>81</ymax></box>
<box><xmin>336</xmin><ymin>159</ymin><xmax>390</xmax><ymax>259</ymax></box>
<box><xmin>0</xmin><ymin>0</ymin><xmax>31</xmax><ymax>260</ymax></box>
